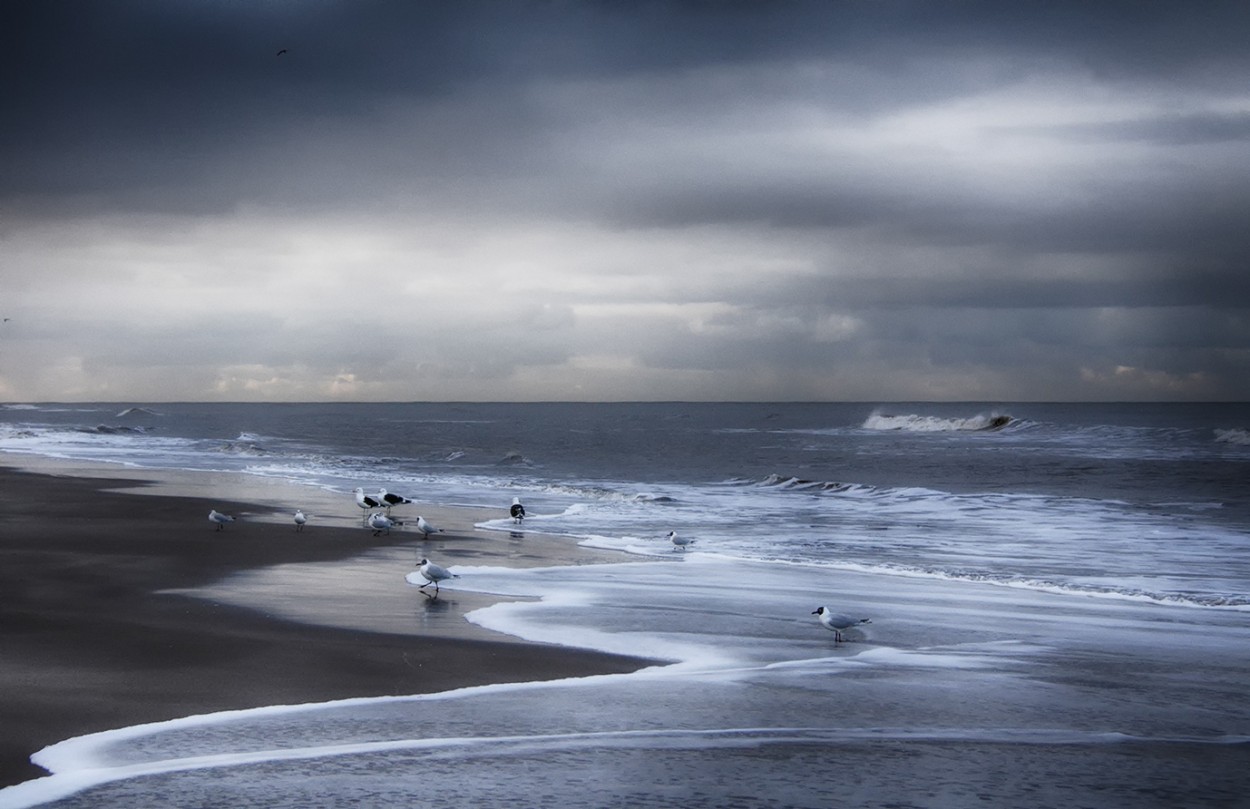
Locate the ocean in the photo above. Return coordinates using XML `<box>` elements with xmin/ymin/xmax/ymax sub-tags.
<box><xmin>2</xmin><ymin>401</ymin><xmax>1249</xmax><ymax>807</ymax></box>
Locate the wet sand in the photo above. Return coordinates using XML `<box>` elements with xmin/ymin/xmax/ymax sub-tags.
<box><xmin>0</xmin><ymin>459</ymin><xmax>647</xmax><ymax>788</ymax></box>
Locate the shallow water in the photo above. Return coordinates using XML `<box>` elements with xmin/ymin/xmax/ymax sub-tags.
<box><xmin>7</xmin><ymin>554</ymin><xmax>1249</xmax><ymax>808</ymax></box>
<box><xmin>2</xmin><ymin>402</ymin><xmax>1249</xmax><ymax>807</ymax></box>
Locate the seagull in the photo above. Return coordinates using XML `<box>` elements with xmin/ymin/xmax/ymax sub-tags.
<box><xmin>208</xmin><ymin>509</ymin><xmax>235</xmax><ymax>531</ymax></box>
<box><xmin>510</xmin><ymin>497</ymin><xmax>526</xmax><ymax>524</ymax></box>
<box><xmin>377</xmin><ymin>488</ymin><xmax>414</xmax><ymax>513</ymax></box>
<box><xmin>294</xmin><ymin>510</ymin><xmax>307</xmax><ymax>532</ymax></box>
<box><xmin>414</xmin><ymin>557</ymin><xmax>457</xmax><ymax>594</ymax></box>
<box><xmin>354</xmin><ymin>487</ymin><xmax>383</xmax><ymax>519</ymax></box>
<box><xmin>276</xmin><ymin>48</ymin><xmax>288</xmax><ymax>56</ymax></box>
<box><xmin>415</xmin><ymin>515</ymin><xmax>443</xmax><ymax>540</ymax></box>
<box><xmin>368</xmin><ymin>512</ymin><xmax>395</xmax><ymax>536</ymax></box>
<box><xmin>669</xmin><ymin>530</ymin><xmax>694</xmax><ymax>552</ymax></box>
<box><xmin>812</xmin><ymin>606</ymin><xmax>871</xmax><ymax>643</ymax></box>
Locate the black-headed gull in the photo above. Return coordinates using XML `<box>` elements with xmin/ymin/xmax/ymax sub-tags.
<box><xmin>510</xmin><ymin>497</ymin><xmax>526</xmax><ymax>523</ymax></box>
<box><xmin>377</xmin><ymin>488</ymin><xmax>414</xmax><ymax>512</ymax></box>
<box><xmin>368</xmin><ymin>512</ymin><xmax>396</xmax><ymax>536</ymax></box>
<box><xmin>209</xmin><ymin>509</ymin><xmax>235</xmax><ymax>531</ymax></box>
<box><xmin>669</xmin><ymin>530</ymin><xmax>694</xmax><ymax>552</ymax></box>
<box><xmin>294</xmin><ymin>510</ymin><xmax>307</xmax><ymax>532</ymax></box>
<box><xmin>811</xmin><ymin>606</ymin><xmax>871</xmax><ymax>643</ymax></box>
<box><xmin>414</xmin><ymin>557</ymin><xmax>457</xmax><ymax>593</ymax></box>
<box><xmin>415</xmin><ymin>515</ymin><xmax>443</xmax><ymax>539</ymax></box>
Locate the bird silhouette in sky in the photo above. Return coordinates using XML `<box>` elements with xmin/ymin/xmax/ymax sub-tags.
<box><xmin>276</xmin><ymin>48</ymin><xmax>288</xmax><ymax>56</ymax></box>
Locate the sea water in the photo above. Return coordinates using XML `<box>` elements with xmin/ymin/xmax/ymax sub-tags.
<box><xmin>1</xmin><ymin>402</ymin><xmax>1249</xmax><ymax>807</ymax></box>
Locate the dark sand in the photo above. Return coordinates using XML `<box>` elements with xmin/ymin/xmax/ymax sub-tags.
<box><xmin>0</xmin><ymin>463</ymin><xmax>646</xmax><ymax>788</ymax></box>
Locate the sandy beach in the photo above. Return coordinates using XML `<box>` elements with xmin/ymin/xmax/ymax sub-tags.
<box><xmin>0</xmin><ymin>458</ymin><xmax>647</xmax><ymax>789</ymax></box>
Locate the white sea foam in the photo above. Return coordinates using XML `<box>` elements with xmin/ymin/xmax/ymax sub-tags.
<box><xmin>1215</xmin><ymin>427</ymin><xmax>1250</xmax><ymax>445</ymax></box>
<box><xmin>861</xmin><ymin>409</ymin><xmax>1014</xmax><ymax>432</ymax></box>
<box><xmin>7</xmin><ymin>548</ymin><xmax>1250</xmax><ymax>808</ymax></box>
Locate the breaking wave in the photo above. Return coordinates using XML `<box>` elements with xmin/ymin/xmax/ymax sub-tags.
<box><xmin>725</xmin><ymin>474</ymin><xmax>872</xmax><ymax>495</ymax></box>
<box><xmin>858</xmin><ymin>562</ymin><xmax>1250</xmax><ymax>609</ymax></box>
<box><xmin>78</xmin><ymin>424</ymin><xmax>154</xmax><ymax>435</ymax></box>
<box><xmin>1215</xmin><ymin>428</ymin><xmax>1250</xmax><ymax>446</ymax></box>
<box><xmin>862</xmin><ymin>410</ymin><xmax>1015</xmax><ymax>433</ymax></box>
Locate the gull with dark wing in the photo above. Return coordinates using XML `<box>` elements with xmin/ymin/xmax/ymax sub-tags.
<box><xmin>354</xmin><ymin>487</ymin><xmax>383</xmax><ymax>520</ymax></box>
<box><xmin>377</xmin><ymin>488</ymin><xmax>414</xmax><ymax>513</ymax></box>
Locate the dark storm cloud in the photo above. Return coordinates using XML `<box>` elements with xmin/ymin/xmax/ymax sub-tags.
<box><xmin>3</xmin><ymin>1</ymin><xmax>1250</xmax><ymax>401</ymax></box>
<box><xmin>6</xmin><ymin>0</ymin><xmax>1249</xmax><ymax>216</ymax></box>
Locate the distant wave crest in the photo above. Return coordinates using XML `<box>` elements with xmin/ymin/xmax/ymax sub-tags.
<box><xmin>1214</xmin><ymin>428</ymin><xmax>1250</xmax><ymax>446</ymax></box>
<box><xmin>78</xmin><ymin>424</ymin><xmax>153</xmax><ymax>435</ymax></box>
<box><xmin>497</xmin><ymin>451</ymin><xmax>533</xmax><ymax>466</ymax></box>
<box><xmin>782</xmin><ymin>558</ymin><xmax>1250</xmax><ymax>610</ymax></box>
<box><xmin>116</xmin><ymin>406</ymin><xmax>162</xmax><ymax>418</ymax></box>
<box><xmin>862</xmin><ymin>410</ymin><xmax>1015</xmax><ymax>433</ymax></box>
<box><xmin>909</xmin><ymin>566</ymin><xmax>1250</xmax><ymax>610</ymax></box>
<box><xmin>728</xmin><ymin>474</ymin><xmax>871</xmax><ymax>494</ymax></box>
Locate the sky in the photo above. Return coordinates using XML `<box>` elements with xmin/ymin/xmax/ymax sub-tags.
<box><xmin>2</xmin><ymin>0</ymin><xmax>1248</xmax><ymax>403</ymax></box>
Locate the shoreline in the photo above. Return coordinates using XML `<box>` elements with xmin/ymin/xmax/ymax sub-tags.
<box><xmin>0</xmin><ymin>455</ymin><xmax>649</xmax><ymax>789</ymax></box>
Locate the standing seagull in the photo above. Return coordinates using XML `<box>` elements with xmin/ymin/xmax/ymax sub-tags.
<box><xmin>354</xmin><ymin>487</ymin><xmax>383</xmax><ymax>520</ymax></box>
<box><xmin>368</xmin><ymin>512</ymin><xmax>396</xmax><ymax>536</ymax></box>
<box><xmin>208</xmin><ymin>509</ymin><xmax>235</xmax><ymax>531</ymax></box>
<box><xmin>377</xmin><ymin>488</ymin><xmax>414</xmax><ymax>513</ymax></box>
<box><xmin>669</xmin><ymin>530</ymin><xmax>694</xmax><ymax>552</ymax></box>
<box><xmin>510</xmin><ymin>497</ymin><xmax>526</xmax><ymax>524</ymax></box>
<box><xmin>413</xmin><ymin>557</ymin><xmax>457</xmax><ymax>594</ymax></box>
<box><xmin>294</xmin><ymin>510</ymin><xmax>307</xmax><ymax>532</ymax></box>
<box><xmin>415</xmin><ymin>515</ymin><xmax>443</xmax><ymax>540</ymax></box>
<box><xmin>811</xmin><ymin>606</ymin><xmax>871</xmax><ymax>643</ymax></box>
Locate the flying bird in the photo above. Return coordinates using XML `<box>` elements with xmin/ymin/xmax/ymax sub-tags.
<box><xmin>208</xmin><ymin>509</ymin><xmax>235</xmax><ymax>531</ymax></box>
<box><xmin>510</xmin><ymin>497</ymin><xmax>526</xmax><ymax>524</ymax></box>
<box><xmin>368</xmin><ymin>512</ymin><xmax>396</xmax><ymax>536</ymax></box>
<box><xmin>415</xmin><ymin>515</ymin><xmax>443</xmax><ymax>540</ymax></box>
<box><xmin>414</xmin><ymin>557</ymin><xmax>457</xmax><ymax>594</ymax></box>
<box><xmin>669</xmin><ymin>530</ymin><xmax>694</xmax><ymax>552</ymax></box>
<box><xmin>276</xmin><ymin>48</ymin><xmax>288</xmax><ymax>56</ymax></box>
<box><xmin>811</xmin><ymin>606</ymin><xmax>872</xmax><ymax>643</ymax></box>
<box><xmin>294</xmin><ymin>510</ymin><xmax>307</xmax><ymax>532</ymax></box>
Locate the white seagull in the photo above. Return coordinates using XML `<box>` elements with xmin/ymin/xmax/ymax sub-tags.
<box><xmin>208</xmin><ymin>509</ymin><xmax>235</xmax><ymax>531</ymax></box>
<box><xmin>414</xmin><ymin>557</ymin><xmax>457</xmax><ymax>594</ymax></box>
<box><xmin>353</xmin><ymin>487</ymin><xmax>383</xmax><ymax>518</ymax></box>
<box><xmin>510</xmin><ymin>497</ymin><xmax>526</xmax><ymax>524</ymax></box>
<box><xmin>377</xmin><ymin>488</ymin><xmax>414</xmax><ymax>512</ymax></box>
<box><xmin>669</xmin><ymin>530</ymin><xmax>694</xmax><ymax>552</ymax></box>
<box><xmin>368</xmin><ymin>512</ymin><xmax>396</xmax><ymax>536</ymax></box>
<box><xmin>415</xmin><ymin>515</ymin><xmax>443</xmax><ymax>540</ymax></box>
<box><xmin>811</xmin><ymin>606</ymin><xmax>872</xmax><ymax>643</ymax></box>
<box><xmin>294</xmin><ymin>510</ymin><xmax>307</xmax><ymax>532</ymax></box>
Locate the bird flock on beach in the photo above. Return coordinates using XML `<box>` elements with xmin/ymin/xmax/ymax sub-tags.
<box><xmin>207</xmin><ymin>486</ymin><xmax>868</xmax><ymax>640</ymax></box>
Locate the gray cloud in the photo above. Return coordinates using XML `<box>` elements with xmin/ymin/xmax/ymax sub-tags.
<box><xmin>2</xmin><ymin>1</ymin><xmax>1249</xmax><ymax>401</ymax></box>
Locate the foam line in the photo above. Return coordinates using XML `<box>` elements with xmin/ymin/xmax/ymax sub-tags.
<box><xmin>6</xmin><ymin>725</ymin><xmax>1245</xmax><ymax>808</ymax></box>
